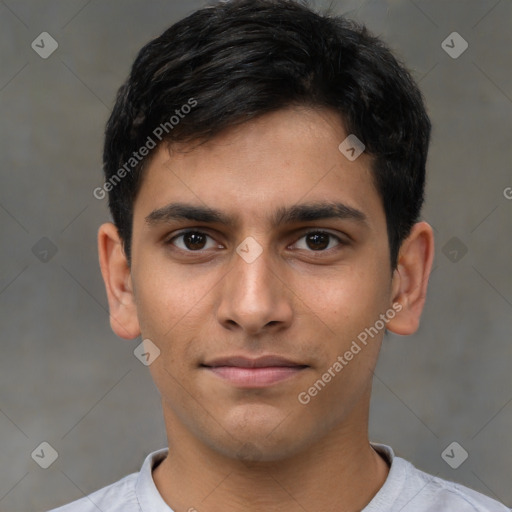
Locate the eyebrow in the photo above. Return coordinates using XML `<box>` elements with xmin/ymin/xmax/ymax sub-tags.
<box><xmin>145</xmin><ymin>201</ymin><xmax>367</xmax><ymax>228</ymax></box>
<box><xmin>146</xmin><ymin>203</ymin><xmax>234</xmax><ymax>226</ymax></box>
<box><xmin>273</xmin><ymin>202</ymin><xmax>367</xmax><ymax>226</ymax></box>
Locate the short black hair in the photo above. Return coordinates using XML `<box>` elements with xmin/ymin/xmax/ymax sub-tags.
<box><xmin>103</xmin><ymin>0</ymin><xmax>431</xmax><ymax>267</ymax></box>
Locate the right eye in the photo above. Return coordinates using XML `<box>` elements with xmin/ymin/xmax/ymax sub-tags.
<box><xmin>167</xmin><ymin>230</ymin><xmax>223</xmax><ymax>252</ymax></box>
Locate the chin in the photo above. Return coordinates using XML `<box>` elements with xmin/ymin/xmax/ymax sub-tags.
<box><xmin>208</xmin><ymin>414</ymin><xmax>313</xmax><ymax>463</ymax></box>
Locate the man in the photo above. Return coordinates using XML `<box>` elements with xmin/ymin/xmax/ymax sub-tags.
<box><xmin>51</xmin><ymin>0</ymin><xmax>510</xmax><ymax>510</ymax></box>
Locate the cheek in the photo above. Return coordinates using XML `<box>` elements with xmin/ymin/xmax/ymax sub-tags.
<box><xmin>292</xmin><ymin>267</ymin><xmax>388</xmax><ymax>419</ymax></box>
<box><xmin>132</xmin><ymin>258</ymin><xmax>224</xmax><ymax>385</ymax></box>
<box><xmin>293</xmin><ymin>261</ymin><xmax>390</xmax><ymax>342</ymax></box>
<box><xmin>133</xmin><ymin>251</ymin><xmax>214</xmax><ymax>336</ymax></box>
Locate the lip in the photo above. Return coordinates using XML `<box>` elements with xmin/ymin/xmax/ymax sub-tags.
<box><xmin>201</xmin><ymin>355</ymin><xmax>308</xmax><ymax>388</ymax></box>
<box><xmin>203</xmin><ymin>355</ymin><xmax>305</xmax><ymax>368</ymax></box>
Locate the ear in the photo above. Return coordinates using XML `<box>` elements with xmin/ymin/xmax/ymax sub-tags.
<box><xmin>98</xmin><ymin>222</ymin><xmax>141</xmax><ymax>339</ymax></box>
<box><xmin>386</xmin><ymin>221</ymin><xmax>434</xmax><ymax>335</ymax></box>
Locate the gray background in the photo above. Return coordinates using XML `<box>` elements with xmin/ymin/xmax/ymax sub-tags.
<box><xmin>0</xmin><ymin>0</ymin><xmax>511</xmax><ymax>510</ymax></box>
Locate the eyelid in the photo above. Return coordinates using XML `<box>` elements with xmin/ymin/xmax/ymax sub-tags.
<box><xmin>290</xmin><ymin>229</ymin><xmax>347</xmax><ymax>251</ymax></box>
<box><xmin>166</xmin><ymin>229</ymin><xmax>222</xmax><ymax>251</ymax></box>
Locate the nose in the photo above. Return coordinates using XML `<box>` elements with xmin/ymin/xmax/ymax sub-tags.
<box><xmin>216</xmin><ymin>244</ymin><xmax>293</xmax><ymax>335</ymax></box>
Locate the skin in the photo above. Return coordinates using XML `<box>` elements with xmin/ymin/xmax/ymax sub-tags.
<box><xmin>99</xmin><ymin>107</ymin><xmax>434</xmax><ymax>512</ymax></box>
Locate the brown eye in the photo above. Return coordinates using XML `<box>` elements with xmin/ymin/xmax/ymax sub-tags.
<box><xmin>305</xmin><ymin>232</ymin><xmax>331</xmax><ymax>250</ymax></box>
<box><xmin>170</xmin><ymin>231</ymin><xmax>218</xmax><ymax>251</ymax></box>
<box><xmin>183</xmin><ymin>232</ymin><xmax>207</xmax><ymax>250</ymax></box>
<box><xmin>293</xmin><ymin>231</ymin><xmax>342</xmax><ymax>252</ymax></box>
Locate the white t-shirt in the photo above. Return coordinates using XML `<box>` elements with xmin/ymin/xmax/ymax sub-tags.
<box><xmin>48</xmin><ymin>444</ymin><xmax>510</xmax><ymax>511</ymax></box>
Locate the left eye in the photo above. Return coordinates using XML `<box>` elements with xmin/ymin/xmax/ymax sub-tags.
<box><xmin>170</xmin><ymin>231</ymin><xmax>220</xmax><ymax>251</ymax></box>
<box><xmin>292</xmin><ymin>231</ymin><xmax>342</xmax><ymax>251</ymax></box>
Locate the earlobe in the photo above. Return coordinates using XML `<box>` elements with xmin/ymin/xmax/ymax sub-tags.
<box><xmin>386</xmin><ymin>222</ymin><xmax>434</xmax><ymax>336</ymax></box>
<box><xmin>98</xmin><ymin>223</ymin><xmax>141</xmax><ymax>340</ymax></box>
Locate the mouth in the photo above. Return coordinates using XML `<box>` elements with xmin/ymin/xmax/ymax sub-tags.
<box><xmin>201</xmin><ymin>355</ymin><xmax>309</xmax><ymax>388</ymax></box>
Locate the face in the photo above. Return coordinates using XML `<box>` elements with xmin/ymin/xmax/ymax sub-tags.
<box><xmin>114</xmin><ymin>107</ymin><xmax>404</xmax><ymax>461</ymax></box>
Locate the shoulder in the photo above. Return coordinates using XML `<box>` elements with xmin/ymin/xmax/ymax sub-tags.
<box><xmin>47</xmin><ymin>472</ymin><xmax>139</xmax><ymax>512</ymax></box>
<box><xmin>397</xmin><ymin>456</ymin><xmax>509</xmax><ymax>511</ymax></box>
<box><xmin>46</xmin><ymin>448</ymin><xmax>169</xmax><ymax>512</ymax></box>
<box><xmin>369</xmin><ymin>444</ymin><xmax>510</xmax><ymax>512</ymax></box>
<box><xmin>410</xmin><ymin>467</ymin><xmax>509</xmax><ymax>511</ymax></box>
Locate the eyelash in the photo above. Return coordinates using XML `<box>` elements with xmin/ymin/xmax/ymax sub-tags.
<box><xmin>166</xmin><ymin>229</ymin><xmax>346</xmax><ymax>253</ymax></box>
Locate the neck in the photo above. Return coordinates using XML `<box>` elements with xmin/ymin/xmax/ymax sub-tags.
<box><xmin>153</xmin><ymin>400</ymin><xmax>389</xmax><ymax>512</ymax></box>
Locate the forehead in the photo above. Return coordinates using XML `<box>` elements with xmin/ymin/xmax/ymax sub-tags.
<box><xmin>134</xmin><ymin>107</ymin><xmax>384</xmax><ymax>230</ymax></box>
